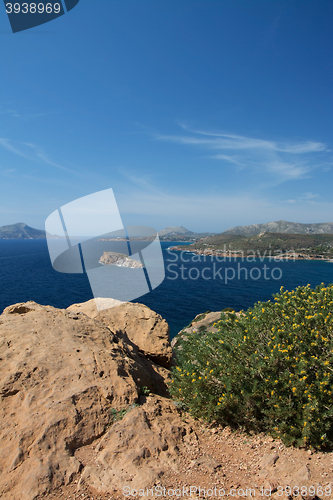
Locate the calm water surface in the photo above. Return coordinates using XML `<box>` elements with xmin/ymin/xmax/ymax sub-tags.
<box><xmin>1</xmin><ymin>240</ymin><xmax>333</xmax><ymax>338</ymax></box>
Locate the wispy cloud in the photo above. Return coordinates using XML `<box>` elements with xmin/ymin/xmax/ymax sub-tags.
<box><xmin>0</xmin><ymin>105</ymin><xmax>60</xmax><ymax>120</ymax></box>
<box><xmin>301</xmin><ymin>192</ymin><xmax>320</xmax><ymax>201</ymax></box>
<box><xmin>0</xmin><ymin>138</ymin><xmax>77</xmax><ymax>173</ymax></box>
<box><xmin>115</xmin><ymin>171</ymin><xmax>333</xmax><ymax>231</ymax></box>
<box><xmin>116</xmin><ymin>185</ymin><xmax>333</xmax><ymax>231</ymax></box>
<box><xmin>286</xmin><ymin>192</ymin><xmax>320</xmax><ymax>204</ymax></box>
<box><xmin>154</xmin><ymin>126</ymin><xmax>330</xmax><ymax>183</ymax></box>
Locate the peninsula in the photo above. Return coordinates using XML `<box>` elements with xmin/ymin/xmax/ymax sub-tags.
<box><xmin>171</xmin><ymin>232</ymin><xmax>333</xmax><ymax>261</ymax></box>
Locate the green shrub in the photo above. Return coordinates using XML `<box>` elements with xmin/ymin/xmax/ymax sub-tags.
<box><xmin>170</xmin><ymin>284</ymin><xmax>333</xmax><ymax>449</ymax></box>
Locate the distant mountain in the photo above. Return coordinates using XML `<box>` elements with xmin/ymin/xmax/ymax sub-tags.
<box><xmin>158</xmin><ymin>226</ymin><xmax>194</xmax><ymax>236</ymax></box>
<box><xmin>158</xmin><ymin>226</ymin><xmax>215</xmax><ymax>241</ymax></box>
<box><xmin>222</xmin><ymin>220</ymin><xmax>333</xmax><ymax>236</ymax></box>
<box><xmin>0</xmin><ymin>223</ymin><xmax>46</xmax><ymax>239</ymax></box>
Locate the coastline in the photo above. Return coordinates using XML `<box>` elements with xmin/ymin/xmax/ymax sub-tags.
<box><xmin>169</xmin><ymin>245</ymin><xmax>333</xmax><ymax>261</ymax></box>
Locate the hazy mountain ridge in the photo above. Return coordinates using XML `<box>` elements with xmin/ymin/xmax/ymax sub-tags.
<box><xmin>222</xmin><ymin>220</ymin><xmax>333</xmax><ymax>236</ymax></box>
<box><xmin>2</xmin><ymin>220</ymin><xmax>333</xmax><ymax>241</ymax></box>
<box><xmin>158</xmin><ymin>226</ymin><xmax>193</xmax><ymax>236</ymax></box>
<box><xmin>0</xmin><ymin>222</ymin><xmax>46</xmax><ymax>239</ymax></box>
<box><xmin>158</xmin><ymin>226</ymin><xmax>214</xmax><ymax>241</ymax></box>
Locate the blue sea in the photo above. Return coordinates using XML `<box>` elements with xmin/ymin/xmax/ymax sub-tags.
<box><xmin>1</xmin><ymin>239</ymin><xmax>333</xmax><ymax>339</ymax></box>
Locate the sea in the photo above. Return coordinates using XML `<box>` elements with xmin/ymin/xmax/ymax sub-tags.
<box><xmin>1</xmin><ymin>239</ymin><xmax>333</xmax><ymax>339</ymax></box>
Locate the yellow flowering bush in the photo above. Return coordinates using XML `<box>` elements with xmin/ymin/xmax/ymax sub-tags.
<box><xmin>170</xmin><ymin>283</ymin><xmax>333</xmax><ymax>449</ymax></box>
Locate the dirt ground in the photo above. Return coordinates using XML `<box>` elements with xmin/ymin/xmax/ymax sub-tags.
<box><xmin>39</xmin><ymin>420</ymin><xmax>333</xmax><ymax>500</ymax></box>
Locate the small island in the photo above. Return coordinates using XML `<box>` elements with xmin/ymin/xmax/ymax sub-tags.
<box><xmin>99</xmin><ymin>251</ymin><xmax>143</xmax><ymax>268</ymax></box>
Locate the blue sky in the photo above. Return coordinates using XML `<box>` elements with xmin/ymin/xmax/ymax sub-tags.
<box><xmin>0</xmin><ymin>0</ymin><xmax>332</xmax><ymax>232</ymax></box>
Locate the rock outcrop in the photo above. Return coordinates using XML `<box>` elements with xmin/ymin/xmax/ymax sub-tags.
<box><xmin>0</xmin><ymin>300</ymin><xmax>172</xmax><ymax>500</ymax></box>
<box><xmin>96</xmin><ymin>302</ymin><xmax>172</xmax><ymax>368</ymax></box>
<box><xmin>68</xmin><ymin>300</ymin><xmax>172</xmax><ymax>368</ymax></box>
<box><xmin>171</xmin><ymin>310</ymin><xmax>245</xmax><ymax>352</ymax></box>
<box><xmin>67</xmin><ymin>297</ymin><xmax>125</xmax><ymax>317</ymax></box>
<box><xmin>171</xmin><ymin>310</ymin><xmax>222</xmax><ymax>353</ymax></box>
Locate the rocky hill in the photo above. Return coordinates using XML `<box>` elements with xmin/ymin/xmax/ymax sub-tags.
<box><xmin>0</xmin><ymin>222</ymin><xmax>46</xmax><ymax>239</ymax></box>
<box><xmin>222</xmin><ymin>220</ymin><xmax>333</xmax><ymax>236</ymax></box>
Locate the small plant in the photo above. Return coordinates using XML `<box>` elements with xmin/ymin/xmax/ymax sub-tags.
<box><xmin>170</xmin><ymin>283</ymin><xmax>333</xmax><ymax>449</ymax></box>
<box><xmin>173</xmin><ymin>401</ymin><xmax>188</xmax><ymax>412</ymax></box>
<box><xmin>198</xmin><ymin>325</ymin><xmax>207</xmax><ymax>333</ymax></box>
<box><xmin>140</xmin><ymin>386</ymin><xmax>151</xmax><ymax>396</ymax></box>
<box><xmin>110</xmin><ymin>403</ymin><xmax>139</xmax><ymax>422</ymax></box>
<box><xmin>110</xmin><ymin>407</ymin><xmax>127</xmax><ymax>422</ymax></box>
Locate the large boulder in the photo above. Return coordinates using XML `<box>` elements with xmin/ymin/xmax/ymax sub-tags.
<box><xmin>0</xmin><ymin>301</ymin><xmax>171</xmax><ymax>500</ymax></box>
<box><xmin>69</xmin><ymin>300</ymin><xmax>172</xmax><ymax>368</ymax></box>
<box><xmin>67</xmin><ymin>297</ymin><xmax>124</xmax><ymax>318</ymax></box>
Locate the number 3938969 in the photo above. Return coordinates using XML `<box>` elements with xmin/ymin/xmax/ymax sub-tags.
<box><xmin>5</xmin><ymin>2</ymin><xmax>61</xmax><ymax>13</ymax></box>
